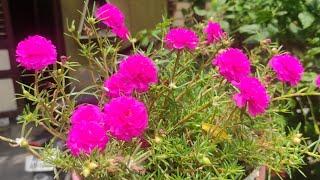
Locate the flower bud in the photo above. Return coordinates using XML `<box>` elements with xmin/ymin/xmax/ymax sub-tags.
<box><xmin>292</xmin><ymin>133</ymin><xmax>303</xmax><ymax>144</ymax></box>
<box><xmin>88</xmin><ymin>162</ymin><xmax>98</xmax><ymax>169</ymax></box>
<box><xmin>130</xmin><ymin>38</ymin><xmax>137</xmax><ymax>43</ymax></box>
<box><xmin>57</xmin><ymin>69</ymin><xmax>63</xmax><ymax>75</ymax></box>
<box><xmin>198</xmin><ymin>155</ymin><xmax>211</xmax><ymax>165</ymax></box>
<box><xmin>169</xmin><ymin>82</ymin><xmax>177</xmax><ymax>89</ymax></box>
<box><xmin>68</xmin><ymin>22</ymin><xmax>76</xmax><ymax>32</ymax></box>
<box><xmin>25</xmin><ymin>113</ymin><xmax>34</xmax><ymax>122</ymax></box>
<box><xmin>17</xmin><ymin>138</ymin><xmax>28</xmax><ymax>147</ymax></box>
<box><xmin>271</xmin><ymin>48</ymin><xmax>278</xmax><ymax>54</ymax></box>
<box><xmin>82</xmin><ymin>167</ymin><xmax>91</xmax><ymax>177</ymax></box>
<box><xmin>154</xmin><ymin>135</ymin><xmax>162</xmax><ymax>144</ymax></box>
<box><xmin>296</xmin><ymin>133</ymin><xmax>303</xmax><ymax>138</ymax></box>
<box><xmin>260</xmin><ymin>39</ymin><xmax>271</xmax><ymax>46</ymax></box>
<box><xmin>88</xmin><ymin>17</ymin><xmax>96</xmax><ymax>24</ymax></box>
<box><xmin>292</xmin><ymin>137</ymin><xmax>301</xmax><ymax>144</ymax></box>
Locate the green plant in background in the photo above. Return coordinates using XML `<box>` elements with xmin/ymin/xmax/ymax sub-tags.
<box><xmin>1</xmin><ymin>1</ymin><xmax>320</xmax><ymax>179</ymax></box>
<box><xmin>191</xmin><ymin>0</ymin><xmax>320</xmax><ymax>68</ymax></box>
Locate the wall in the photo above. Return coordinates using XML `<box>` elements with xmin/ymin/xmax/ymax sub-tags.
<box><xmin>59</xmin><ymin>0</ymin><xmax>167</xmax><ymax>90</ymax></box>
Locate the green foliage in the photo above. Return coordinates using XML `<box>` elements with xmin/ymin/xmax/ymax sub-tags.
<box><xmin>192</xmin><ymin>0</ymin><xmax>320</xmax><ymax>68</ymax></box>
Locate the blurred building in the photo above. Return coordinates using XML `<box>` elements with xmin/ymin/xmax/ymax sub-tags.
<box><xmin>0</xmin><ymin>0</ymin><xmax>167</xmax><ymax>124</ymax></box>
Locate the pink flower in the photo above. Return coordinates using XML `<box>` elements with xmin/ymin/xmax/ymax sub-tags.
<box><xmin>164</xmin><ymin>28</ymin><xmax>199</xmax><ymax>50</ymax></box>
<box><xmin>316</xmin><ymin>75</ymin><xmax>320</xmax><ymax>88</ymax></box>
<box><xmin>119</xmin><ymin>54</ymin><xmax>158</xmax><ymax>92</ymax></box>
<box><xmin>104</xmin><ymin>73</ymin><xmax>134</xmax><ymax>98</ymax></box>
<box><xmin>213</xmin><ymin>48</ymin><xmax>251</xmax><ymax>82</ymax></box>
<box><xmin>111</xmin><ymin>25</ymin><xmax>129</xmax><ymax>40</ymax></box>
<box><xmin>66</xmin><ymin>121</ymin><xmax>109</xmax><ymax>156</ymax></box>
<box><xmin>232</xmin><ymin>77</ymin><xmax>270</xmax><ymax>117</ymax></box>
<box><xmin>269</xmin><ymin>54</ymin><xmax>304</xmax><ymax>86</ymax></box>
<box><xmin>204</xmin><ymin>21</ymin><xmax>225</xmax><ymax>44</ymax></box>
<box><xmin>16</xmin><ymin>35</ymin><xmax>57</xmax><ymax>71</ymax></box>
<box><xmin>95</xmin><ymin>3</ymin><xmax>129</xmax><ymax>40</ymax></box>
<box><xmin>104</xmin><ymin>96</ymin><xmax>148</xmax><ymax>141</ymax></box>
<box><xmin>70</xmin><ymin>104</ymin><xmax>105</xmax><ymax>128</ymax></box>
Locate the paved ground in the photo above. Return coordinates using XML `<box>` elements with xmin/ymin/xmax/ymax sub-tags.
<box><xmin>0</xmin><ymin>124</ymin><xmax>33</xmax><ymax>180</ymax></box>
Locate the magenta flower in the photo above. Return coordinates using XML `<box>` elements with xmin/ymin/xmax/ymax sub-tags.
<box><xmin>104</xmin><ymin>73</ymin><xmax>134</xmax><ymax>98</ymax></box>
<box><xmin>66</xmin><ymin>121</ymin><xmax>109</xmax><ymax>156</ymax></box>
<box><xmin>204</xmin><ymin>21</ymin><xmax>225</xmax><ymax>44</ymax></box>
<box><xmin>232</xmin><ymin>77</ymin><xmax>270</xmax><ymax>117</ymax></box>
<box><xmin>104</xmin><ymin>96</ymin><xmax>148</xmax><ymax>141</ymax></box>
<box><xmin>70</xmin><ymin>104</ymin><xmax>105</xmax><ymax>128</ymax></box>
<box><xmin>112</xmin><ymin>25</ymin><xmax>129</xmax><ymax>40</ymax></box>
<box><xmin>16</xmin><ymin>35</ymin><xmax>57</xmax><ymax>71</ymax></box>
<box><xmin>119</xmin><ymin>54</ymin><xmax>158</xmax><ymax>92</ymax></box>
<box><xmin>269</xmin><ymin>54</ymin><xmax>304</xmax><ymax>86</ymax></box>
<box><xmin>164</xmin><ymin>28</ymin><xmax>199</xmax><ymax>50</ymax></box>
<box><xmin>95</xmin><ymin>3</ymin><xmax>129</xmax><ymax>40</ymax></box>
<box><xmin>316</xmin><ymin>75</ymin><xmax>320</xmax><ymax>88</ymax></box>
<box><xmin>213</xmin><ymin>48</ymin><xmax>251</xmax><ymax>82</ymax></box>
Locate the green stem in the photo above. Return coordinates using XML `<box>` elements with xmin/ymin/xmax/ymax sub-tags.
<box><xmin>34</xmin><ymin>71</ymin><xmax>39</xmax><ymax>97</ymax></box>
<box><xmin>0</xmin><ymin>135</ymin><xmax>42</xmax><ymax>159</ymax></box>
<box><xmin>170</xmin><ymin>52</ymin><xmax>181</xmax><ymax>84</ymax></box>
<box><xmin>0</xmin><ymin>135</ymin><xmax>16</xmax><ymax>144</ymax></box>
<box><xmin>307</xmin><ymin>96</ymin><xmax>320</xmax><ymax>135</ymax></box>
<box><xmin>168</xmin><ymin>101</ymin><xmax>212</xmax><ymax>134</ymax></box>
<box><xmin>39</xmin><ymin>122</ymin><xmax>66</xmax><ymax>140</ymax></box>
<box><xmin>272</xmin><ymin>92</ymin><xmax>320</xmax><ymax>101</ymax></box>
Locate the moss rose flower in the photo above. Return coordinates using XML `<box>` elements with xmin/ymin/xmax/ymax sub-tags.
<box><xmin>67</xmin><ymin>121</ymin><xmax>109</xmax><ymax>156</ymax></box>
<box><xmin>16</xmin><ymin>35</ymin><xmax>57</xmax><ymax>71</ymax></box>
<box><xmin>213</xmin><ymin>48</ymin><xmax>251</xmax><ymax>82</ymax></box>
<box><xmin>95</xmin><ymin>3</ymin><xmax>129</xmax><ymax>40</ymax></box>
<box><xmin>104</xmin><ymin>96</ymin><xmax>148</xmax><ymax>141</ymax></box>
<box><xmin>164</xmin><ymin>28</ymin><xmax>199</xmax><ymax>50</ymax></box>
<box><xmin>269</xmin><ymin>54</ymin><xmax>304</xmax><ymax>86</ymax></box>
<box><xmin>204</xmin><ymin>21</ymin><xmax>225</xmax><ymax>44</ymax></box>
<box><xmin>119</xmin><ymin>54</ymin><xmax>158</xmax><ymax>93</ymax></box>
<box><xmin>316</xmin><ymin>75</ymin><xmax>320</xmax><ymax>88</ymax></box>
<box><xmin>232</xmin><ymin>77</ymin><xmax>270</xmax><ymax>117</ymax></box>
<box><xmin>104</xmin><ymin>73</ymin><xmax>134</xmax><ymax>98</ymax></box>
<box><xmin>70</xmin><ymin>104</ymin><xmax>105</xmax><ymax>128</ymax></box>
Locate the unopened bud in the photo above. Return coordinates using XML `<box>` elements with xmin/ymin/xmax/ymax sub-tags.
<box><xmin>57</xmin><ymin>69</ymin><xmax>63</xmax><ymax>75</ymax></box>
<box><xmin>130</xmin><ymin>38</ymin><xmax>137</xmax><ymax>43</ymax></box>
<box><xmin>82</xmin><ymin>167</ymin><xmax>90</xmax><ymax>177</ymax></box>
<box><xmin>198</xmin><ymin>155</ymin><xmax>211</xmax><ymax>165</ymax></box>
<box><xmin>260</xmin><ymin>39</ymin><xmax>272</xmax><ymax>46</ymax></box>
<box><xmin>271</xmin><ymin>48</ymin><xmax>278</xmax><ymax>54</ymax></box>
<box><xmin>88</xmin><ymin>17</ymin><xmax>96</xmax><ymax>24</ymax></box>
<box><xmin>292</xmin><ymin>137</ymin><xmax>301</xmax><ymax>144</ymax></box>
<box><xmin>25</xmin><ymin>113</ymin><xmax>34</xmax><ymax>122</ymax></box>
<box><xmin>88</xmin><ymin>162</ymin><xmax>98</xmax><ymax>169</ymax></box>
<box><xmin>60</xmin><ymin>55</ymin><xmax>70</xmax><ymax>64</ymax></box>
<box><xmin>296</xmin><ymin>133</ymin><xmax>303</xmax><ymax>138</ymax></box>
<box><xmin>292</xmin><ymin>133</ymin><xmax>303</xmax><ymax>144</ymax></box>
<box><xmin>222</xmin><ymin>38</ymin><xmax>230</xmax><ymax>45</ymax></box>
<box><xmin>68</xmin><ymin>22</ymin><xmax>76</xmax><ymax>32</ymax></box>
<box><xmin>154</xmin><ymin>135</ymin><xmax>162</xmax><ymax>144</ymax></box>
<box><xmin>169</xmin><ymin>83</ymin><xmax>177</xmax><ymax>89</ymax></box>
<box><xmin>17</xmin><ymin>138</ymin><xmax>28</xmax><ymax>147</ymax></box>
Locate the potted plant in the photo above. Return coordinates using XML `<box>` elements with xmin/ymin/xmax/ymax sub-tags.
<box><xmin>1</xmin><ymin>2</ymin><xmax>320</xmax><ymax>179</ymax></box>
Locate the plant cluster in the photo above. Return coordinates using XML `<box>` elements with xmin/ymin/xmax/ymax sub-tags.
<box><xmin>190</xmin><ymin>0</ymin><xmax>320</xmax><ymax>68</ymax></box>
<box><xmin>1</xmin><ymin>1</ymin><xmax>320</xmax><ymax>179</ymax></box>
